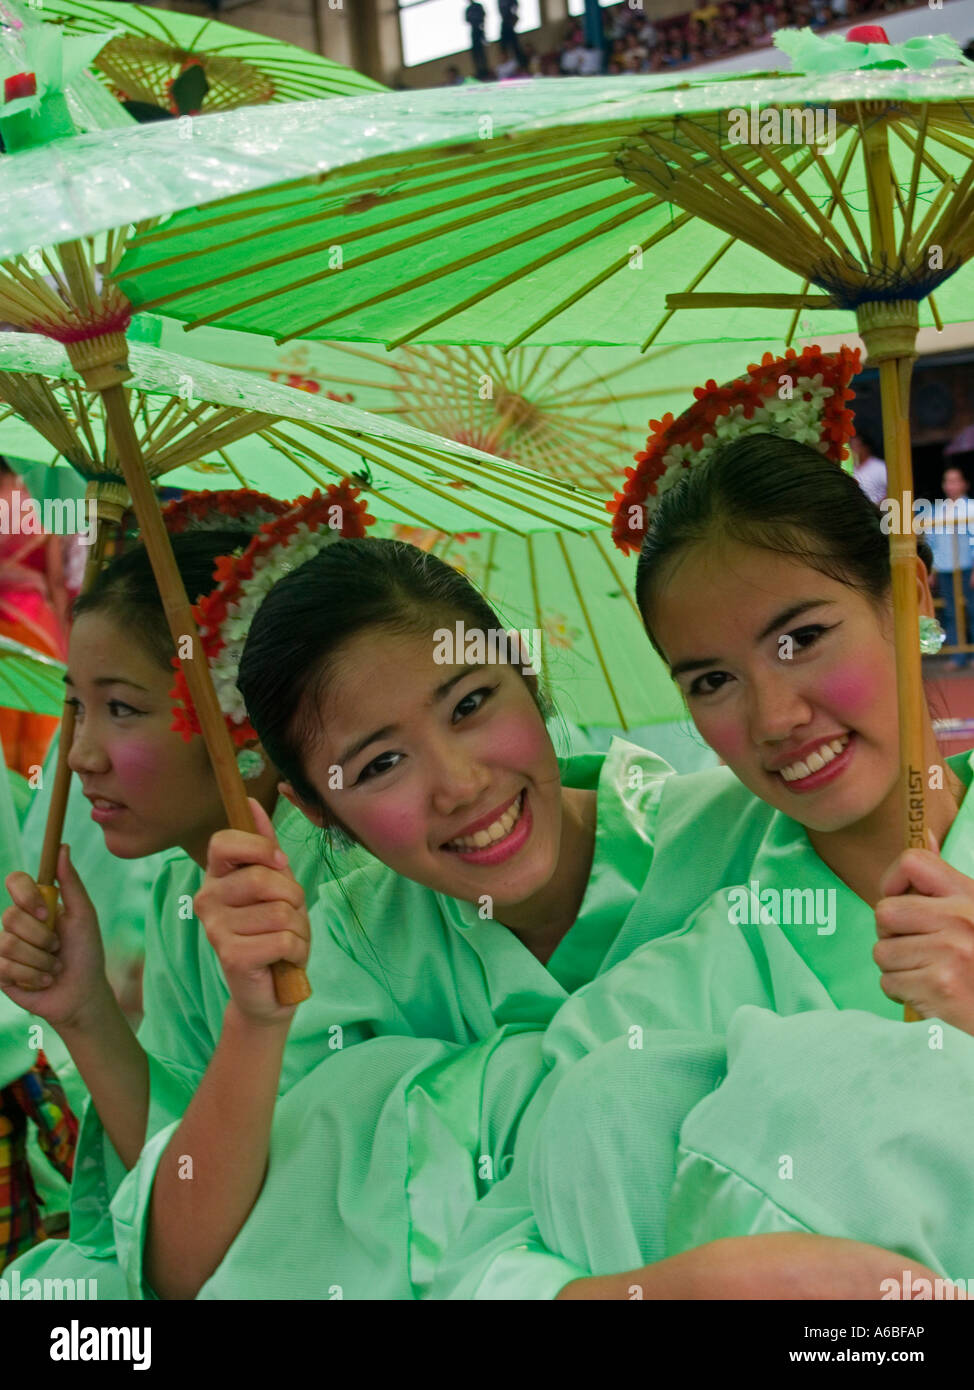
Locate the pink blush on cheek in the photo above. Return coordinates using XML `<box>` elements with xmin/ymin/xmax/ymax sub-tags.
<box><xmin>696</xmin><ymin>716</ymin><xmax>749</xmax><ymax>765</ymax></box>
<box><xmin>817</xmin><ymin>668</ymin><xmax>883</xmax><ymax>720</ymax></box>
<box><xmin>354</xmin><ymin>802</ymin><xmax>417</xmax><ymax>856</ymax></box>
<box><xmin>486</xmin><ymin>717</ymin><xmax>550</xmax><ymax>770</ymax></box>
<box><xmin>109</xmin><ymin>740</ymin><xmax>168</xmax><ymax>797</ymax></box>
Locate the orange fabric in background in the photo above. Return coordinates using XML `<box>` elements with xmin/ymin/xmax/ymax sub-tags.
<box><xmin>0</xmin><ymin>614</ymin><xmax>60</xmax><ymax>780</ymax></box>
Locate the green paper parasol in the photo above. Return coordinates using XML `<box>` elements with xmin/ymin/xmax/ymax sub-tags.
<box><xmin>36</xmin><ymin>0</ymin><xmax>385</xmax><ymax>114</ymax></box>
<box><xmin>0</xmin><ymin>633</ymin><xmax>65</xmax><ymax>716</ymax></box>
<box><xmin>0</xmin><ymin>331</ymin><xmax>607</xmax><ymax>536</ymax></box>
<box><xmin>152</xmin><ymin>317</ymin><xmax>770</xmax><ymax>491</ymax></box>
<box><xmin>111</xmin><ymin>47</ymin><xmax>974</xmax><ymax>351</ymax></box>
<box><xmin>112</xmin><ymin>28</ymin><xmax>974</xmax><ymax>878</ymax></box>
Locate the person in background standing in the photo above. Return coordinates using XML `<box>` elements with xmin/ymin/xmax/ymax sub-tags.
<box><xmin>925</xmin><ymin>464</ymin><xmax>974</xmax><ymax>670</ymax></box>
<box><xmin>849</xmin><ymin>429</ymin><xmax>887</xmax><ymax>505</ymax></box>
<box><xmin>498</xmin><ymin>0</ymin><xmax>527</xmax><ymax>68</ymax></box>
<box><xmin>465</xmin><ymin>0</ymin><xmax>491</xmax><ymax>80</ymax></box>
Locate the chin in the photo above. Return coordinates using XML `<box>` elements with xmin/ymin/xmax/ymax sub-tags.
<box><xmin>787</xmin><ymin>792</ymin><xmax>885</xmax><ymax>835</ymax></box>
<box><xmin>100</xmin><ymin>829</ymin><xmax>160</xmax><ymax>860</ymax></box>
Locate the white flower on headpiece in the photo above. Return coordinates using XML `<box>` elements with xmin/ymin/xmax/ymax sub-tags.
<box><xmin>208</xmin><ymin>519</ymin><xmax>344</xmax><ymax>732</ymax></box>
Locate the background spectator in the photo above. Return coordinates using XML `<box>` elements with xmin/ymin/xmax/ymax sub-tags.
<box><xmin>498</xmin><ymin>0</ymin><xmax>528</xmax><ymax>67</ymax></box>
<box><xmin>850</xmin><ymin>429</ymin><xmax>887</xmax><ymax>505</ymax></box>
<box><xmin>465</xmin><ymin>0</ymin><xmax>491</xmax><ymax>80</ymax></box>
<box><xmin>926</xmin><ymin>466</ymin><xmax>974</xmax><ymax>669</ymax></box>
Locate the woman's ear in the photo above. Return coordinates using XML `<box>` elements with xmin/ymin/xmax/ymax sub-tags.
<box><xmin>278</xmin><ymin>780</ymin><xmax>326</xmax><ymax>829</ymax></box>
<box><xmin>915</xmin><ymin>554</ymin><xmax>936</xmax><ymax>620</ymax></box>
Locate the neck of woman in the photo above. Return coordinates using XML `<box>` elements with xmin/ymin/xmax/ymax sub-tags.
<box><xmin>806</xmin><ymin>724</ymin><xmax>965</xmax><ymax>907</ymax></box>
<box><xmin>494</xmin><ymin>785</ymin><xmax>599</xmax><ymax>965</ymax></box>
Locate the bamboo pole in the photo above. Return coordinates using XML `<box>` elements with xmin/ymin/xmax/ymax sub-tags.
<box><xmin>61</xmin><ymin>331</ymin><xmax>310</xmax><ymax>1006</ymax></box>
<box><xmin>856</xmin><ymin>110</ymin><xmax>931</xmax><ymax>1024</ymax></box>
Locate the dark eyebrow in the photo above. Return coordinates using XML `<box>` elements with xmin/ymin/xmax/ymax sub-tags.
<box><xmin>338</xmin><ymin>666</ymin><xmax>488</xmax><ymax>767</ymax></box>
<box><xmin>756</xmin><ymin>600</ymin><xmax>833</xmax><ymax>642</ymax></box>
<box><xmin>62</xmin><ymin>674</ymin><xmax>150</xmax><ymax>692</ymax></box>
<box><xmin>669</xmin><ymin>601</ymin><xmax>834</xmax><ymax>679</ymax></box>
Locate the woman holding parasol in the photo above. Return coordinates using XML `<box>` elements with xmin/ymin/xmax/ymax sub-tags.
<box><xmin>0</xmin><ymin>488</ymin><xmax>370</xmax><ymax>1288</ymax></box>
<box><xmin>433</xmin><ymin>350</ymin><xmax>974</xmax><ymax>1298</ymax></box>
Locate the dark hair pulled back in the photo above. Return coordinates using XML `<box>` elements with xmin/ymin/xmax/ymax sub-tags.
<box><xmin>635</xmin><ymin>433</ymin><xmax>932</xmax><ymax>647</ymax></box>
<box><xmin>73</xmin><ymin>528</ymin><xmax>252</xmax><ymax>669</ymax></box>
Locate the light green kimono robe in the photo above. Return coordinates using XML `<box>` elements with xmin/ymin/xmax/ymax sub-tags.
<box><xmin>5</xmin><ymin>797</ymin><xmax>353</xmax><ymax>1295</ymax></box>
<box><xmin>434</xmin><ymin>750</ymin><xmax>974</xmax><ymax>1298</ymax></box>
<box><xmin>103</xmin><ymin>739</ymin><xmax>680</xmax><ymax>1300</ymax></box>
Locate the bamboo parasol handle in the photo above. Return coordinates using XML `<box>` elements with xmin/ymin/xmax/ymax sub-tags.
<box><xmin>858</xmin><ymin>305</ymin><xmax>925</xmax><ymax>1027</ymax></box>
<box><xmin>98</xmin><ymin>383</ymin><xmax>310</xmax><ymax>1007</ymax></box>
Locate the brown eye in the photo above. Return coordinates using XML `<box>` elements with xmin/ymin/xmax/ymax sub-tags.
<box><xmin>451</xmin><ymin>685</ymin><xmax>497</xmax><ymax>723</ymax></box>
<box><xmin>356</xmin><ymin>751</ymin><xmax>403</xmax><ymax>784</ymax></box>
<box><xmin>688</xmin><ymin>671</ymin><xmax>732</xmax><ymax>698</ymax></box>
<box><xmin>107</xmin><ymin>700</ymin><xmax>142</xmax><ymax>718</ymax></box>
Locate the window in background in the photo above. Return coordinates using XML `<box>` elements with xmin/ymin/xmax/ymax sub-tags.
<box><xmin>567</xmin><ymin>0</ymin><xmax>613</xmax><ymax>16</ymax></box>
<box><xmin>400</xmin><ymin>0</ymin><xmax>541</xmax><ymax>67</ymax></box>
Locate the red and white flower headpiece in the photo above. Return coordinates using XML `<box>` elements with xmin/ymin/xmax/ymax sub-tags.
<box><xmin>170</xmin><ymin>481</ymin><xmax>374</xmax><ymax>748</ymax></box>
<box><xmin>609</xmin><ymin>345</ymin><xmax>861</xmax><ymax>555</ymax></box>
<box><xmin>162</xmin><ymin>488</ymin><xmax>291</xmax><ymax>535</ymax></box>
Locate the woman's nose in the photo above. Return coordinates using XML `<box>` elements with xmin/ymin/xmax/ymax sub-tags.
<box><xmin>67</xmin><ymin>719</ymin><xmax>110</xmax><ymax>776</ymax></box>
<box><xmin>430</xmin><ymin>745</ymin><xmax>491</xmax><ymax>817</ymax></box>
<box><xmin>747</xmin><ymin>668</ymin><xmax>814</xmax><ymax>745</ymax></box>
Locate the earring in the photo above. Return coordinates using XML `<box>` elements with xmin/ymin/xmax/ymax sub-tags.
<box><xmin>236</xmin><ymin>748</ymin><xmax>266</xmax><ymax>780</ymax></box>
<box><xmin>919</xmin><ymin>616</ymin><xmax>946</xmax><ymax>655</ymax></box>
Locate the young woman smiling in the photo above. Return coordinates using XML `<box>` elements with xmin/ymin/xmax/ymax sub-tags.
<box><xmin>433</xmin><ymin>382</ymin><xmax>974</xmax><ymax>1299</ymax></box>
<box><xmin>108</xmin><ymin>534</ymin><xmax>857</xmax><ymax>1303</ymax></box>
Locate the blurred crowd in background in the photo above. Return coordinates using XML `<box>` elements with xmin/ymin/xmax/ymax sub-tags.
<box><xmin>452</xmin><ymin>0</ymin><xmax>955</xmax><ymax>82</ymax></box>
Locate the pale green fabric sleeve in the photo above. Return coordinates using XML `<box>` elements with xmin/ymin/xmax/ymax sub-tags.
<box><xmin>428</xmin><ymin>907</ymin><xmax>770</xmax><ymax>1299</ymax></box>
<box><xmin>430</xmin><ymin>1029</ymin><xmax>727</xmax><ymax>1297</ymax></box>
<box><xmin>429</xmin><ymin>1064</ymin><xmax>590</xmax><ymax>1299</ymax></box>
<box><xmin>526</xmin><ymin>1030</ymin><xmax>728</xmax><ymax>1279</ymax></box>
<box><xmin>405</xmin><ymin>1025</ymin><xmax>594</xmax><ymax>1298</ymax></box>
<box><xmin>62</xmin><ymin>853</ymin><xmax>212</xmax><ymax>1258</ymax></box>
<box><xmin>667</xmin><ymin>1005</ymin><xmax>974</xmax><ymax>1282</ymax></box>
<box><xmin>109</xmin><ymin>909</ymin><xmax>447</xmax><ymax>1299</ymax></box>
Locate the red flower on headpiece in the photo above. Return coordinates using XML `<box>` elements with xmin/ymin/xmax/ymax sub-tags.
<box><xmin>169</xmin><ymin>483</ymin><xmax>374</xmax><ymax>747</ymax></box>
<box><xmin>608</xmin><ymin>345</ymin><xmax>861</xmax><ymax>554</ymax></box>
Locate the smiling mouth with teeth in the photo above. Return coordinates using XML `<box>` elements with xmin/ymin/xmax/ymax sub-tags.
<box><xmin>777</xmin><ymin>735</ymin><xmax>851</xmax><ymax>783</ymax></box>
<box><xmin>443</xmin><ymin>791</ymin><xmax>525</xmax><ymax>851</ymax></box>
